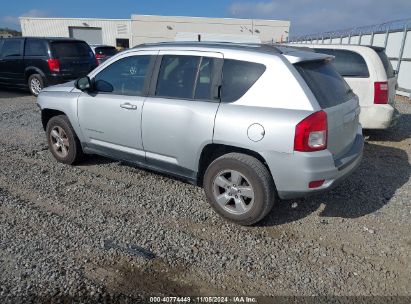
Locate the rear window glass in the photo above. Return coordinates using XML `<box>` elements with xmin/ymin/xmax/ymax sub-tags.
<box><xmin>221</xmin><ymin>59</ymin><xmax>266</xmax><ymax>103</ymax></box>
<box><xmin>314</xmin><ymin>49</ymin><xmax>369</xmax><ymax>78</ymax></box>
<box><xmin>95</xmin><ymin>47</ymin><xmax>117</xmax><ymax>56</ymax></box>
<box><xmin>295</xmin><ymin>60</ymin><xmax>354</xmax><ymax>109</ymax></box>
<box><xmin>51</xmin><ymin>41</ymin><xmax>91</xmax><ymax>58</ymax></box>
<box><xmin>376</xmin><ymin>50</ymin><xmax>395</xmax><ymax>78</ymax></box>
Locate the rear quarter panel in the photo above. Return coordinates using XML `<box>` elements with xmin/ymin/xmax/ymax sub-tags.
<box><xmin>213</xmin><ymin>51</ymin><xmax>317</xmax><ymax>153</ymax></box>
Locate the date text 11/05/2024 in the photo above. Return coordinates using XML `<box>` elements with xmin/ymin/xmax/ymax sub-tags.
<box><xmin>149</xmin><ymin>296</ymin><xmax>258</xmax><ymax>303</ymax></box>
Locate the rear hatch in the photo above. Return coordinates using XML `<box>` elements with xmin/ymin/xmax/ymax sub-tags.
<box><xmin>375</xmin><ymin>49</ymin><xmax>396</xmax><ymax>105</ymax></box>
<box><xmin>50</xmin><ymin>40</ymin><xmax>96</xmax><ymax>77</ymax></box>
<box><xmin>295</xmin><ymin>59</ymin><xmax>360</xmax><ymax>158</ymax></box>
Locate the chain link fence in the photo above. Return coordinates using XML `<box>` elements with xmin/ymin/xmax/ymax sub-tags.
<box><xmin>289</xmin><ymin>19</ymin><xmax>411</xmax><ymax>97</ymax></box>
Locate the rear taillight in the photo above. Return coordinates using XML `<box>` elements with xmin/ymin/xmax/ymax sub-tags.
<box><xmin>374</xmin><ymin>81</ymin><xmax>388</xmax><ymax>104</ymax></box>
<box><xmin>309</xmin><ymin>180</ymin><xmax>325</xmax><ymax>189</ymax></box>
<box><xmin>47</xmin><ymin>59</ymin><xmax>60</xmax><ymax>72</ymax></box>
<box><xmin>95</xmin><ymin>53</ymin><xmax>105</xmax><ymax>60</ymax></box>
<box><xmin>294</xmin><ymin>111</ymin><xmax>328</xmax><ymax>152</ymax></box>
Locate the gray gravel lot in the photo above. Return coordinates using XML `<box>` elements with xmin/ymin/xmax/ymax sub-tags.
<box><xmin>0</xmin><ymin>89</ymin><xmax>410</xmax><ymax>301</ymax></box>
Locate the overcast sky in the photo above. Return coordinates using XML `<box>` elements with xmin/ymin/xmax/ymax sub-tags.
<box><xmin>1</xmin><ymin>0</ymin><xmax>410</xmax><ymax>37</ymax></box>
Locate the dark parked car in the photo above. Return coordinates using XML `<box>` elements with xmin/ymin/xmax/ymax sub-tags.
<box><xmin>89</xmin><ymin>44</ymin><xmax>117</xmax><ymax>65</ymax></box>
<box><xmin>0</xmin><ymin>37</ymin><xmax>98</xmax><ymax>96</ymax></box>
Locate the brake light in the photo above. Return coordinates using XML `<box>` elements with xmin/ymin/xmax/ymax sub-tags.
<box><xmin>95</xmin><ymin>53</ymin><xmax>105</xmax><ymax>60</ymax></box>
<box><xmin>47</xmin><ymin>59</ymin><xmax>60</xmax><ymax>72</ymax></box>
<box><xmin>374</xmin><ymin>81</ymin><xmax>388</xmax><ymax>104</ymax></box>
<box><xmin>309</xmin><ymin>180</ymin><xmax>325</xmax><ymax>189</ymax></box>
<box><xmin>294</xmin><ymin>111</ymin><xmax>328</xmax><ymax>152</ymax></box>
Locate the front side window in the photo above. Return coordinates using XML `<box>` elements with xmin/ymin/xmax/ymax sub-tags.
<box><xmin>94</xmin><ymin>55</ymin><xmax>152</xmax><ymax>96</ymax></box>
<box><xmin>0</xmin><ymin>39</ymin><xmax>23</xmax><ymax>57</ymax></box>
<box><xmin>25</xmin><ymin>39</ymin><xmax>48</xmax><ymax>56</ymax></box>
<box><xmin>221</xmin><ymin>59</ymin><xmax>266</xmax><ymax>103</ymax></box>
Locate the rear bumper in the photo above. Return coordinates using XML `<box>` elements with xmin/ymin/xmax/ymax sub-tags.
<box><xmin>360</xmin><ymin>104</ymin><xmax>394</xmax><ymax>129</ymax></box>
<box><xmin>262</xmin><ymin>131</ymin><xmax>364</xmax><ymax>200</ymax></box>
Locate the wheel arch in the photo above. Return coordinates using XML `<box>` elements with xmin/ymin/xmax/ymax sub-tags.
<box><xmin>41</xmin><ymin>109</ymin><xmax>66</xmax><ymax>131</ymax></box>
<box><xmin>25</xmin><ymin>67</ymin><xmax>46</xmax><ymax>82</ymax></box>
<box><xmin>197</xmin><ymin>143</ymin><xmax>272</xmax><ymax>186</ymax></box>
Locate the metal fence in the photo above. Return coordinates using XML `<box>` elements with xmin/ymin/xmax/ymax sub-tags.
<box><xmin>289</xmin><ymin>19</ymin><xmax>411</xmax><ymax>97</ymax></box>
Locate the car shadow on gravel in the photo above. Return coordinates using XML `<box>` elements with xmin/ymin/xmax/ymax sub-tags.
<box><xmin>261</xmin><ymin>141</ymin><xmax>410</xmax><ymax>226</ymax></box>
<box><xmin>0</xmin><ymin>88</ymin><xmax>31</xmax><ymax>99</ymax></box>
<box><xmin>78</xmin><ymin>155</ymin><xmax>116</xmax><ymax>166</ymax></box>
<box><xmin>364</xmin><ymin>113</ymin><xmax>411</xmax><ymax>142</ymax></box>
<box><xmin>363</xmin><ymin>114</ymin><xmax>411</xmax><ymax>142</ymax></box>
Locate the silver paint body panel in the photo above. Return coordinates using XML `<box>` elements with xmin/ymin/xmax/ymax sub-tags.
<box><xmin>37</xmin><ymin>42</ymin><xmax>363</xmax><ymax>199</ymax></box>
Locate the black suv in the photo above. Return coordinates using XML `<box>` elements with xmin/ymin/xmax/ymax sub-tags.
<box><xmin>0</xmin><ymin>37</ymin><xmax>98</xmax><ymax>96</ymax></box>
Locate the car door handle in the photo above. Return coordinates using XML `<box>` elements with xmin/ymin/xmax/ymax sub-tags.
<box><xmin>120</xmin><ymin>103</ymin><xmax>137</xmax><ymax>110</ymax></box>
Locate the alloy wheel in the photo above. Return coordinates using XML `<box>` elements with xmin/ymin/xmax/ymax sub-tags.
<box><xmin>49</xmin><ymin>126</ymin><xmax>70</xmax><ymax>158</ymax></box>
<box><xmin>212</xmin><ymin>170</ymin><xmax>255</xmax><ymax>215</ymax></box>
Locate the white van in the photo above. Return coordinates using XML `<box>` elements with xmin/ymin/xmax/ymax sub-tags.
<box><xmin>290</xmin><ymin>44</ymin><xmax>398</xmax><ymax>129</ymax></box>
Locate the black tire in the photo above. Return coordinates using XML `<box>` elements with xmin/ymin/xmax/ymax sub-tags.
<box><xmin>46</xmin><ymin>115</ymin><xmax>84</xmax><ymax>165</ymax></box>
<box><xmin>28</xmin><ymin>74</ymin><xmax>44</xmax><ymax>96</ymax></box>
<box><xmin>203</xmin><ymin>153</ymin><xmax>276</xmax><ymax>226</ymax></box>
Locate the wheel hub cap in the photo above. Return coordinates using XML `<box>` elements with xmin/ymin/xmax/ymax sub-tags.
<box><xmin>31</xmin><ymin>78</ymin><xmax>42</xmax><ymax>94</ymax></box>
<box><xmin>49</xmin><ymin>126</ymin><xmax>69</xmax><ymax>158</ymax></box>
<box><xmin>212</xmin><ymin>170</ymin><xmax>255</xmax><ymax>215</ymax></box>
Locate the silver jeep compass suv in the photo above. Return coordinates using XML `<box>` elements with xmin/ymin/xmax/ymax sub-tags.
<box><xmin>37</xmin><ymin>42</ymin><xmax>363</xmax><ymax>225</ymax></box>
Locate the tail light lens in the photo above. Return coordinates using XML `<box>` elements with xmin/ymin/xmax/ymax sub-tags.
<box><xmin>374</xmin><ymin>81</ymin><xmax>388</xmax><ymax>104</ymax></box>
<box><xmin>294</xmin><ymin>111</ymin><xmax>328</xmax><ymax>152</ymax></box>
<box><xmin>47</xmin><ymin>59</ymin><xmax>60</xmax><ymax>72</ymax></box>
<box><xmin>309</xmin><ymin>180</ymin><xmax>325</xmax><ymax>189</ymax></box>
<box><xmin>94</xmin><ymin>54</ymin><xmax>105</xmax><ymax>65</ymax></box>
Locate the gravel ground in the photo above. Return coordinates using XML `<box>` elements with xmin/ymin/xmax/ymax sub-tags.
<box><xmin>0</xmin><ymin>89</ymin><xmax>410</xmax><ymax>302</ymax></box>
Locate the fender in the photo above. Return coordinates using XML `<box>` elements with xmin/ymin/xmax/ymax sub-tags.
<box><xmin>37</xmin><ymin>90</ymin><xmax>86</xmax><ymax>143</ymax></box>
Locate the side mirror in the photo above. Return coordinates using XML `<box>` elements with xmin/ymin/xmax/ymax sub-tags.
<box><xmin>75</xmin><ymin>76</ymin><xmax>92</xmax><ymax>91</ymax></box>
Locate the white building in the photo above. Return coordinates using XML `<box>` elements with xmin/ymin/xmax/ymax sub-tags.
<box><xmin>20</xmin><ymin>15</ymin><xmax>290</xmax><ymax>48</ymax></box>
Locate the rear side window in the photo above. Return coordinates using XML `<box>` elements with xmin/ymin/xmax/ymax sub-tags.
<box><xmin>221</xmin><ymin>59</ymin><xmax>266</xmax><ymax>103</ymax></box>
<box><xmin>0</xmin><ymin>39</ymin><xmax>23</xmax><ymax>57</ymax></box>
<box><xmin>95</xmin><ymin>47</ymin><xmax>117</xmax><ymax>56</ymax></box>
<box><xmin>25</xmin><ymin>39</ymin><xmax>48</xmax><ymax>56</ymax></box>
<box><xmin>155</xmin><ymin>55</ymin><xmax>220</xmax><ymax>101</ymax></box>
<box><xmin>295</xmin><ymin>60</ymin><xmax>354</xmax><ymax>109</ymax></box>
<box><xmin>156</xmin><ymin>55</ymin><xmax>200</xmax><ymax>99</ymax></box>
<box><xmin>376</xmin><ymin>50</ymin><xmax>395</xmax><ymax>78</ymax></box>
<box><xmin>314</xmin><ymin>49</ymin><xmax>369</xmax><ymax>78</ymax></box>
<box><xmin>51</xmin><ymin>41</ymin><xmax>92</xmax><ymax>58</ymax></box>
